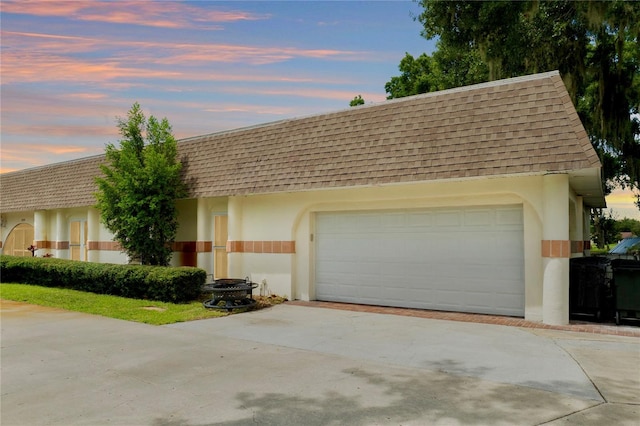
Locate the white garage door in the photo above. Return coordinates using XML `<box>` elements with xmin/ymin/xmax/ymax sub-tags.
<box><xmin>315</xmin><ymin>205</ymin><xmax>524</xmax><ymax>316</ymax></box>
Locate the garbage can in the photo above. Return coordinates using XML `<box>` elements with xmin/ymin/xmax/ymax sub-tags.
<box><xmin>569</xmin><ymin>257</ymin><xmax>611</xmax><ymax>321</ymax></box>
<box><xmin>611</xmin><ymin>259</ymin><xmax>640</xmax><ymax>325</ymax></box>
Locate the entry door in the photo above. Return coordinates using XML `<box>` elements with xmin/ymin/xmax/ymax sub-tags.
<box><xmin>315</xmin><ymin>206</ymin><xmax>525</xmax><ymax>317</ymax></box>
<box><xmin>213</xmin><ymin>215</ymin><xmax>228</xmax><ymax>278</ymax></box>
<box><xmin>70</xmin><ymin>220</ymin><xmax>87</xmax><ymax>261</ymax></box>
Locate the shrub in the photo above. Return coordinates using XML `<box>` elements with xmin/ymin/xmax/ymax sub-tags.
<box><xmin>0</xmin><ymin>255</ymin><xmax>205</xmax><ymax>303</ymax></box>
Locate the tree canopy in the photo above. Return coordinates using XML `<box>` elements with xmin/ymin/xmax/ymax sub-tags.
<box><xmin>385</xmin><ymin>44</ymin><xmax>488</xmax><ymax>98</ymax></box>
<box><xmin>387</xmin><ymin>0</ymin><xmax>639</xmax><ymax>201</ymax></box>
<box><xmin>350</xmin><ymin>95</ymin><xmax>365</xmax><ymax>107</ymax></box>
<box><xmin>94</xmin><ymin>103</ymin><xmax>186</xmax><ymax>266</ymax></box>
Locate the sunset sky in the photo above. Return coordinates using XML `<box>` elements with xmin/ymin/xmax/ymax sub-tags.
<box><xmin>1</xmin><ymin>0</ymin><xmax>430</xmax><ymax>171</ymax></box>
<box><xmin>1</xmin><ymin>0</ymin><xmax>638</xmax><ymax>219</ymax></box>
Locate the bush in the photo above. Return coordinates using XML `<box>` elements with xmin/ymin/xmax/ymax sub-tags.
<box><xmin>0</xmin><ymin>255</ymin><xmax>206</xmax><ymax>303</ymax></box>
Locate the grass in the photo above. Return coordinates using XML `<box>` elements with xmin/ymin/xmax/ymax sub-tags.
<box><xmin>590</xmin><ymin>244</ymin><xmax>613</xmax><ymax>255</ymax></box>
<box><xmin>0</xmin><ymin>283</ymin><xmax>286</xmax><ymax>325</ymax></box>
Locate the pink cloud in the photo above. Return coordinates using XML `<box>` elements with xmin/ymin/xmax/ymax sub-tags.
<box><xmin>28</xmin><ymin>144</ymin><xmax>92</xmax><ymax>155</ymax></box>
<box><xmin>1</xmin><ymin>30</ymin><xmax>372</xmax><ymax>87</ymax></box>
<box><xmin>4</xmin><ymin>123</ymin><xmax>117</xmax><ymax>138</ymax></box>
<box><xmin>203</xmin><ymin>104</ymin><xmax>296</xmax><ymax>115</ymax></box>
<box><xmin>1</xmin><ymin>50</ymin><xmax>180</xmax><ymax>85</ymax></box>
<box><xmin>1</xmin><ymin>0</ymin><xmax>83</xmax><ymax>18</ymax></box>
<box><xmin>150</xmin><ymin>44</ymin><xmax>368</xmax><ymax>66</ymax></box>
<box><xmin>2</xmin><ymin>0</ymin><xmax>269</xmax><ymax>29</ymax></box>
<box><xmin>63</xmin><ymin>93</ymin><xmax>109</xmax><ymax>100</ymax></box>
<box><xmin>225</xmin><ymin>86</ymin><xmax>387</xmax><ymax>103</ymax></box>
<box><xmin>1</xmin><ymin>86</ymin><xmax>121</xmax><ymax>117</ymax></box>
<box><xmin>0</xmin><ymin>142</ymin><xmax>102</xmax><ymax>173</ymax></box>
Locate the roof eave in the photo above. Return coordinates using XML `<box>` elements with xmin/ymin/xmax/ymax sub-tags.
<box><xmin>568</xmin><ymin>167</ymin><xmax>606</xmax><ymax>208</ymax></box>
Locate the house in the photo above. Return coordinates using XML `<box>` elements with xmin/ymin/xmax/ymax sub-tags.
<box><xmin>619</xmin><ymin>231</ymin><xmax>635</xmax><ymax>240</ymax></box>
<box><xmin>0</xmin><ymin>71</ymin><xmax>606</xmax><ymax>325</ymax></box>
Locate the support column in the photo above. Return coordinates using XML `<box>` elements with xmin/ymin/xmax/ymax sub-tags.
<box><xmin>196</xmin><ymin>198</ymin><xmax>213</xmax><ymax>276</ymax></box>
<box><xmin>542</xmin><ymin>173</ymin><xmax>570</xmax><ymax>325</ymax></box>
<box><xmin>582</xmin><ymin>203</ymin><xmax>592</xmax><ymax>256</ymax></box>
<box><xmin>56</xmin><ymin>211</ymin><xmax>69</xmax><ymax>259</ymax></box>
<box><xmin>34</xmin><ymin>210</ymin><xmax>47</xmax><ymax>254</ymax></box>
<box><xmin>87</xmin><ymin>207</ymin><xmax>100</xmax><ymax>262</ymax></box>
<box><xmin>227</xmin><ymin>196</ymin><xmax>244</xmax><ymax>277</ymax></box>
<box><xmin>572</xmin><ymin>196</ymin><xmax>584</xmax><ymax>257</ymax></box>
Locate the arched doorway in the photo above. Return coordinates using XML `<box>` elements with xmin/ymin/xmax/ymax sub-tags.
<box><xmin>3</xmin><ymin>223</ymin><xmax>35</xmax><ymax>257</ymax></box>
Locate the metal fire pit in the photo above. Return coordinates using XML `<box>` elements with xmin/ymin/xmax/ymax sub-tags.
<box><xmin>203</xmin><ymin>278</ymin><xmax>258</xmax><ymax>312</ymax></box>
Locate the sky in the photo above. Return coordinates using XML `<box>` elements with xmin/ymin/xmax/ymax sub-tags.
<box><xmin>1</xmin><ymin>0</ymin><xmax>638</xmax><ymax>220</ymax></box>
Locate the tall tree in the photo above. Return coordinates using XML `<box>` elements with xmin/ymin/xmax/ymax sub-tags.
<box><xmin>350</xmin><ymin>95</ymin><xmax>365</xmax><ymax>107</ymax></box>
<box><xmin>615</xmin><ymin>217</ymin><xmax>640</xmax><ymax>237</ymax></box>
<box><xmin>385</xmin><ymin>44</ymin><xmax>488</xmax><ymax>99</ymax></box>
<box><xmin>95</xmin><ymin>103</ymin><xmax>186</xmax><ymax>266</ymax></box>
<box><xmin>389</xmin><ymin>0</ymin><xmax>640</xmax><ymax>198</ymax></box>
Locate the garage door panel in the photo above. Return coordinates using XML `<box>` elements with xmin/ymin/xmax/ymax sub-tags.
<box><xmin>435</xmin><ymin>210</ymin><xmax>462</xmax><ymax>227</ymax></box>
<box><xmin>464</xmin><ymin>209</ymin><xmax>493</xmax><ymax>227</ymax></box>
<box><xmin>315</xmin><ymin>206</ymin><xmax>524</xmax><ymax>316</ymax></box>
<box><xmin>497</xmin><ymin>207</ymin><xmax>524</xmax><ymax>225</ymax></box>
<box><xmin>466</xmin><ymin>291</ymin><xmax>496</xmax><ymax>307</ymax></box>
<box><xmin>406</xmin><ymin>211</ymin><xmax>433</xmax><ymax>227</ymax></box>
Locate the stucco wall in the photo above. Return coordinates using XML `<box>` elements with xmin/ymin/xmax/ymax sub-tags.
<box><xmin>2</xmin><ymin>173</ymin><xmax>591</xmax><ymax>324</ymax></box>
<box><xmin>230</xmin><ymin>175</ymin><xmax>549</xmax><ymax>321</ymax></box>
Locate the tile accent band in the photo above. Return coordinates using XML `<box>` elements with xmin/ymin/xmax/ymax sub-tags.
<box><xmin>34</xmin><ymin>240</ymin><xmax>296</xmax><ymax>254</ymax></box>
<box><xmin>35</xmin><ymin>240</ymin><xmax>69</xmax><ymax>250</ymax></box>
<box><xmin>226</xmin><ymin>241</ymin><xmax>296</xmax><ymax>254</ymax></box>
<box><xmin>541</xmin><ymin>240</ymin><xmax>571</xmax><ymax>258</ymax></box>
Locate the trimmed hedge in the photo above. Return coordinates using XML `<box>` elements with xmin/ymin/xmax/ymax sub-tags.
<box><xmin>0</xmin><ymin>255</ymin><xmax>206</xmax><ymax>303</ymax></box>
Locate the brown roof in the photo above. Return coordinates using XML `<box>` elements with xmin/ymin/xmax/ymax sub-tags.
<box><xmin>1</xmin><ymin>155</ymin><xmax>104</xmax><ymax>213</ymax></box>
<box><xmin>0</xmin><ymin>71</ymin><xmax>604</xmax><ymax>213</ymax></box>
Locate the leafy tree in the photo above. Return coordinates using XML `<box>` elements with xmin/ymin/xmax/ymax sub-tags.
<box><xmin>385</xmin><ymin>53</ymin><xmax>441</xmax><ymax>98</ymax></box>
<box><xmin>95</xmin><ymin>103</ymin><xmax>186</xmax><ymax>266</ymax></box>
<box><xmin>350</xmin><ymin>95</ymin><xmax>365</xmax><ymax>107</ymax></box>
<box><xmin>590</xmin><ymin>210</ymin><xmax>617</xmax><ymax>248</ymax></box>
<box><xmin>614</xmin><ymin>217</ymin><xmax>640</xmax><ymax>238</ymax></box>
<box><xmin>389</xmin><ymin>0</ymin><xmax>640</xmax><ymax>200</ymax></box>
<box><xmin>385</xmin><ymin>45</ymin><xmax>488</xmax><ymax>99</ymax></box>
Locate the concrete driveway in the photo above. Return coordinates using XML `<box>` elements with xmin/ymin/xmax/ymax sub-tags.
<box><xmin>1</xmin><ymin>300</ymin><xmax>638</xmax><ymax>425</ymax></box>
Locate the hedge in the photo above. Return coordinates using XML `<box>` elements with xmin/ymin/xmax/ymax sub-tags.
<box><xmin>0</xmin><ymin>255</ymin><xmax>206</xmax><ymax>303</ymax></box>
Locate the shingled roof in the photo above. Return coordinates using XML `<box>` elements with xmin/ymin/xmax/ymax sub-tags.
<box><xmin>0</xmin><ymin>71</ymin><xmax>604</xmax><ymax>213</ymax></box>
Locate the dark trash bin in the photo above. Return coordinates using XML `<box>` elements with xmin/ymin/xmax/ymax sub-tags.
<box><xmin>611</xmin><ymin>259</ymin><xmax>640</xmax><ymax>325</ymax></box>
<box><xmin>569</xmin><ymin>256</ymin><xmax>612</xmax><ymax>322</ymax></box>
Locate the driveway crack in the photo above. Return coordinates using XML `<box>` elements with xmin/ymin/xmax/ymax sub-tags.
<box><xmin>551</xmin><ymin>338</ymin><xmax>608</xmax><ymax>403</ymax></box>
<box><xmin>536</xmin><ymin>401</ymin><xmax>605</xmax><ymax>425</ymax></box>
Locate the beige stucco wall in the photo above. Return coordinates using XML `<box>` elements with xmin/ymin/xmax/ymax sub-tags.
<box><xmin>229</xmin><ymin>174</ymin><xmax>549</xmax><ymax>322</ymax></box>
<box><xmin>1</xmin><ymin>207</ymin><xmax>128</xmax><ymax>263</ymax></box>
<box><xmin>175</xmin><ymin>199</ymin><xmax>198</xmax><ymax>242</ymax></box>
<box><xmin>2</xmin><ymin>172</ymin><xmax>592</xmax><ymax>325</ymax></box>
<box><xmin>171</xmin><ymin>197</ymin><xmax>229</xmax><ymax>270</ymax></box>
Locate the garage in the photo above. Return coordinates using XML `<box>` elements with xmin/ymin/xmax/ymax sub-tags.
<box><xmin>315</xmin><ymin>205</ymin><xmax>525</xmax><ymax>316</ymax></box>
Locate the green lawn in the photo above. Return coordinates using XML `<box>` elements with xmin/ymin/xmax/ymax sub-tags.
<box><xmin>0</xmin><ymin>283</ymin><xmax>229</xmax><ymax>325</ymax></box>
<box><xmin>590</xmin><ymin>244</ymin><xmax>613</xmax><ymax>255</ymax></box>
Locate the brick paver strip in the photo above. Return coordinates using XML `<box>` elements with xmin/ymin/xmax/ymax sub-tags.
<box><xmin>288</xmin><ymin>300</ymin><xmax>640</xmax><ymax>338</ymax></box>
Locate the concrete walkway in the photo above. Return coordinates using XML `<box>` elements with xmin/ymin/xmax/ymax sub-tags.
<box><xmin>1</xmin><ymin>300</ymin><xmax>638</xmax><ymax>425</ymax></box>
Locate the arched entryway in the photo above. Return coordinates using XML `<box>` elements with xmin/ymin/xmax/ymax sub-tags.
<box><xmin>3</xmin><ymin>223</ymin><xmax>35</xmax><ymax>257</ymax></box>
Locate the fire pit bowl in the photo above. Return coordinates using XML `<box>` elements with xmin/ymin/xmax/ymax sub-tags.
<box><xmin>203</xmin><ymin>278</ymin><xmax>258</xmax><ymax>311</ymax></box>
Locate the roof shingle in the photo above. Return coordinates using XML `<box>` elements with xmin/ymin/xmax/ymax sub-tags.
<box><xmin>0</xmin><ymin>71</ymin><xmax>603</xmax><ymax>212</ymax></box>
